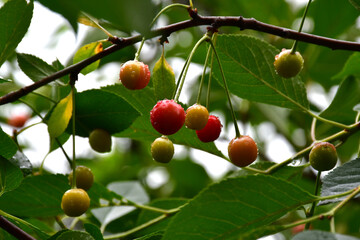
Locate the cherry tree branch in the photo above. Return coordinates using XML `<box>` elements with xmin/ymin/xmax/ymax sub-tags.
<box><xmin>1</xmin><ymin>13</ymin><xmax>360</xmax><ymax>105</ymax></box>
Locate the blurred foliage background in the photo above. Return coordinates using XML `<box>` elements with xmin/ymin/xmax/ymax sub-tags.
<box><xmin>1</xmin><ymin>0</ymin><xmax>360</xmax><ymax>238</ymax></box>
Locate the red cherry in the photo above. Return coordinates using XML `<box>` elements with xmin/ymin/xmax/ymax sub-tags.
<box><xmin>196</xmin><ymin>115</ymin><xmax>222</xmax><ymax>142</ymax></box>
<box><xmin>7</xmin><ymin>114</ymin><xmax>30</xmax><ymax>128</ymax></box>
<box><xmin>119</xmin><ymin>60</ymin><xmax>151</xmax><ymax>90</ymax></box>
<box><xmin>228</xmin><ymin>135</ymin><xmax>258</xmax><ymax>167</ymax></box>
<box><xmin>150</xmin><ymin>99</ymin><xmax>185</xmax><ymax>135</ymax></box>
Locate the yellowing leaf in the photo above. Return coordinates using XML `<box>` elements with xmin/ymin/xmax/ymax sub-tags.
<box><xmin>152</xmin><ymin>50</ymin><xmax>175</xmax><ymax>100</ymax></box>
<box><xmin>48</xmin><ymin>93</ymin><xmax>73</xmax><ymax>138</ymax></box>
<box><xmin>73</xmin><ymin>42</ymin><xmax>103</xmax><ymax>75</ymax></box>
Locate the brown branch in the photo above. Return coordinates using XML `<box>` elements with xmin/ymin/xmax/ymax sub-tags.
<box><xmin>0</xmin><ymin>216</ymin><xmax>36</xmax><ymax>240</ymax></box>
<box><xmin>1</xmin><ymin>15</ymin><xmax>360</xmax><ymax>105</ymax></box>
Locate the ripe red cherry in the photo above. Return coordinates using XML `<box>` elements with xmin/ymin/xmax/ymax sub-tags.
<box><xmin>119</xmin><ymin>60</ymin><xmax>151</xmax><ymax>90</ymax></box>
<box><xmin>7</xmin><ymin>114</ymin><xmax>30</xmax><ymax>128</ymax></box>
<box><xmin>196</xmin><ymin>115</ymin><xmax>222</xmax><ymax>142</ymax></box>
<box><xmin>228</xmin><ymin>135</ymin><xmax>258</xmax><ymax>167</ymax></box>
<box><xmin>150</xmin><ymin>99</ymin><xmax>185</xmax><ymax>135</ymax></box>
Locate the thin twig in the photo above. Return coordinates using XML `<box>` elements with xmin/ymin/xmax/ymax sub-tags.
<box><xmin>1</xmin><ymin>15</ymin><xmax>360</xmax><ymax>105</ymax></box>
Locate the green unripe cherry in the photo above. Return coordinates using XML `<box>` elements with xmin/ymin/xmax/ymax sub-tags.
<box><xmin>151</xmin><ymin>136</ymin><xmax>174</xmax><ymax>163</ymax></box>
<box><xmin>274</xmin><ymin>49</ymin><xmax>304</xmax><ymax>78</ymax></box>
<box><xmin>69</xmin><ymin>166</ymin><xmax>94</xmax><ymax>191</ymax></box>
<box><xmin>309</xmin><ymin>142</ymin><xmax>338</xmax><ymax>171</ymax></box>
<box><xmin>89</xmin><ymin>129</ymin><xmax>112</xmax><ymax>153</ymax></box>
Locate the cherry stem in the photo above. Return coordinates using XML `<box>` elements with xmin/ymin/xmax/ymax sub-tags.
<box><xmin>174</xmin><ymin>34</ymin><xmax>208</xmax><ymax>102</ymax></box>
<box><xmin>208</xmin><ymin>37</ymin><xmax>241</xmax><ymax>138</ymax></box>
<box><xmin>134</xmin><ymin>38</ymin><xmax>146</xmax><ymax>61</ymax></box>
<box><xmin>189</xmin><ymin>0</ymin><xmax>194</xmax><ymax>9</ymax></box>
<box><xmin>291</xmin><ymin>0</ymin><xmax>313</xmax><ymax>54</ymax></box>
<box><xmin>305</xmin><ymin>171</ymin><xmax>321</xmax><ymax>230</ymax></box>
<box><xmin>206</xmin><ymin>34</ymin><xmax>217</xmax><ymax>109</ymax></box>
<box><xmin>150</xmin><ymin>3</ymin><xmax>190</xmax><ymax>27</ymax></box>
<box><xmin>70</xmin><ymin>78</ymin><xmax>77</xmax><ymax>189</ymax></box>
<box><xmin>310</xmin><ymin>118</ymin><xmax>317</xmax><ymax>142</ymax></box>
<box><xmin>172</xmin><ymin>54</ymin><xmax>190</xmax><ymax>99</ymax></box>
<box><xmin>196</xmin><ymin>42</ymin><xmax>212</xmax><ymax>104</ymax></box>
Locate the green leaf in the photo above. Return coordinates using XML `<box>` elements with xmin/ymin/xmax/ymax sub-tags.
<box><xmin>49</xmin><ymin>132</ymin><xmax>71</xmax><ymax>153</ymax></box>
<box><xmin>102</xmin><ymin>85</ymin><xmax>225</xmax><ymax>158</ymax></box>
<box><xmin>84</xmin><ymin>223</ymin><xmax>104</xmax><ymax>240</ymax></box>
<box><xmin>152</xmin><ymin>51</ymin><xmax>176</xmax><ymax>100</ymax></box>
<box><xmin>73</xmin><ymin>42</ymin><xmax>103</xmax><ymax>75</ymax></box>
<box><xmin>48</xmin><ymin>93</ymin><xmax>73</xmax><ymax>138</ymax></box>
<box><xmin>0</xmin><ymin>157</ymin><xmax>23</xmax><ymax>194</ymax></box>
<box><xmin>0</xmin><ymin>0</ymin><xmax>33</xmax><ymax>67</ymax></box>
<box><xmin>162</xmin><ymin>175</ymin><xmax>316</xmax><ymax>240</ymax></box>
<box><xmin>349</xmin><ymin>0</ymin><xmax>360</xmax><ymax>10</ymax></box>
<box><xmin>320</xmin><ymin>158</ymin><xmax>360</xmax><ymax>205</ymax></box>
<box><xmin>0</xmin><ymin>127</ymin><xmax>17</xmax><ymax>159</ymax></box>
<box><xmin>292</xmin><ymin>230</ymin><xmax>360</xmax><ymax>240</ymax></box>
<box><xmin>212</xmin><ymin>35</ymin><xmax>309</xmax><ymax>110</ymax></box>
<box><xmin>0</xmin><ymin>174</ymin><xmax>69</xmax><ymax>217</ymax></box>
<box><xmin>333</xmin><ymin>52</ymin><xmax>360</xmax><ymax>79</ymax></box>
<box><xmin>36</xmin><ymin>0</ymin><xmax>158</xmax><ymax>35</ymax></box>
<box><xmin>319</xmin><ymin>76</ymin><xmax>360</xmax><ymax>124</ymax></box>
<box><xmin>134</xmin><ymin>231</ymin><xmax>164</xmax><ymax>240</ymax></box>
<box><xmin>309</xmin><ymin>0</ymin><xmax>359</xmax><ymax>38</ymax></box>
<box><xmin>55</xmin><ymin>231</ymin><xmax>95</xmax><ymax>240</ymax></box>
<box><xmin>35</xmin><ymin>0</ymin><xmax>78</xmax><ymax>32</ymax></box>
<box><xmin>9</xmin><ymin>151</ymin><xmax>32</xmax><ymax>176</ymax></box>
<box><xmin>68</xmin><ymin>89</ymin><xmax>140</xmax><ymax>137</ymax></box>
<box><xmin>17</xmin><ymin>53</ymin><xmax>57</xmax><ymax>82</ymax></box>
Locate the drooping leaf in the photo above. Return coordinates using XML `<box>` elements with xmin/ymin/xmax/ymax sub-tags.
<box><xmin>320</xmin><ymin>158</ymin><xmax>360</xmax><ymax>205</ymax></box>
<box><xmin>17</xmin><ymin>53</ymin><xmax>57</xmax><ymax>82</ymax></box>
<box><xmin>0</xmin><ymin>127</ymin><xmax>17</xmax><ymax>160</ymax></box>
<box><xmin>73</xmin><ymin>42</ymin><xmax>103</xmax><ymax>75</ymax></box>
<box><xmin>292</xmin><ymin>230</ymin><xmax>360</xmax><ymax>240</ymax></box>
<box><xmin>212</xmin><ymin>35</ymin><xmax>309</xmax><ymax>110</ymax></box>
<box><xmin>102</xmin><ymin>85</ymin><xmax>225</xmax><ymax>158</ymax></box>
<box><xmin>0</xmin><ymin>175</ymin><xmax>69</xmax><ymax>217</ymax></box>
<box><xmin>48</xmin><ymin>93</ymin><xmax>73</xmax><ymax>138</ymax></box>
<box><xmin>319</xmin><ymin>76</ymin><xmax>360</xmax><ymax>124</ymax></box>
<box><xmin>162</xmin><ymin>175</ymin><xmax>316</xmax><ymax>240</ymax></box>
<box><xmin>68</xmin><ymin>89</ymin><xmax>141</xmax><ymax>137</ymax></box>
<box><xmin>0</xmin><ymin>0</ymin><xmax>33</xmax><ymax>67</ymax></box>
<box><xmin>0</xmin><ymin>157</ymin><xmax>23</xmax><ymax>194</ymax></box>
<box><xmin>152</xmin><ymin>51</ymin><xmax>176</xmax><ymax>100</ymax></box>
